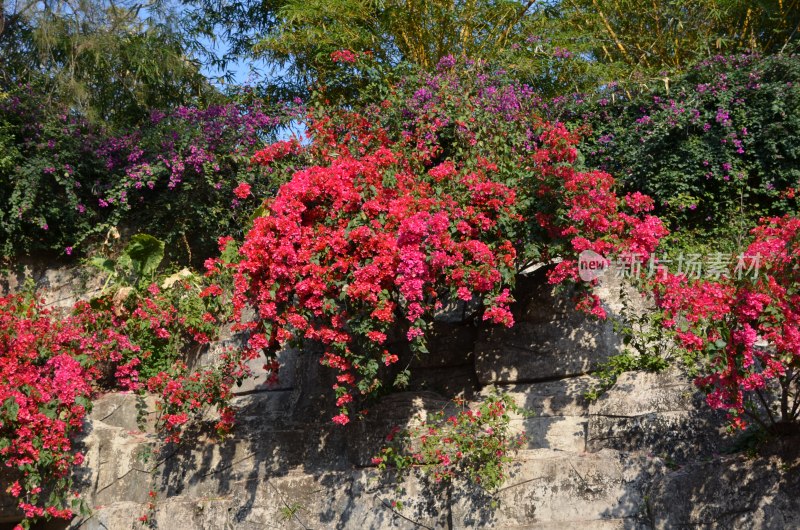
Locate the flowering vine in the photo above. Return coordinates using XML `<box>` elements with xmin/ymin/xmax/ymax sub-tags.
<box><xmin>652</xmin><ymin>215</ymin><xmax>800</xmax><ymax>431</ymax></box>
<box><xmin>0</xmin><ymin>294</ymin><xmax>95</xmax><ymax>528</ymax></box>
<box><xmin>234</xmin><ymin>87</ymin><xmax>667</xmax><ymax>424</ymax></box>
<box><xmin>235</xmin><ymin>121</ymin><xmax>519</xmax><ymax>424</ymax></box>
<box><xmin>373</xmin><ymin>393</ymin><xmax>527</xmax><ymax>491</ymax></box>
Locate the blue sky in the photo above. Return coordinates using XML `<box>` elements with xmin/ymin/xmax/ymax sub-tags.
<box><xmin>196</xmin><ymin>35</ymin><xmax>266</xmax><ymax>87</ymax></box>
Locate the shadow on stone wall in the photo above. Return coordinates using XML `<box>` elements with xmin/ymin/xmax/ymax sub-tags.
<box><xmin>643</xmin><ymin>435</ymin><xmax>800</xmax><ymax>528</ymax></box>
<box><xmin>475</xmin><ymin>267</ymin><xmax>622</xmax><ymax>386</ymax></box>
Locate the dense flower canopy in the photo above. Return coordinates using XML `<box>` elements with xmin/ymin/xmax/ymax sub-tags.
<box><xmin>232</xmin><ymin>92</ymin><xmax>668</xmax><ymax>422</ymax></box>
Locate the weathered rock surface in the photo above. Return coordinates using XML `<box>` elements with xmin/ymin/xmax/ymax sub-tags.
<box><xmin>451</xmin><ymin>449</ymin><xmax>664</xmax><ymax>529</ymax></box>
<box><xmin>0</xmin><ymin>263</ymin><xmax>103</xmax><ymax>310</ymax></box>
<box><xmin>647</xmin><ymin>446</ymin><xmax>800</xmax><ymax>529</ymax></box>
<box><xmin>587</xmin><ymin>370</ymin><xmax>727</xmax><ymax>462</ymax></box>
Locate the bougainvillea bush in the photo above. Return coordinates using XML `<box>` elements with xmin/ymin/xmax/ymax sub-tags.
<box><xmin>75</xmin><ymin>234</ymin><xmax>250</xmax><ymax>442</ymax></box>
<box><xmin>75</xmin><ymin>275</ymin><xmax>227</xmax><ymax>383</ymax></box>
<box><xmin>0</xmin><ymin>88</ymin><xmax>112</xmax><ymax>259</ymax></box>
<box><xmin>551</xmin><ymin>50</ymin><xmax>800</xmax><ymax>251</ymax></box>
<box><xmin>232</xmin><ymin>57</ymin><xmax>668</xmax><ymax>425</ymax></box>
<box><xmin>373</xmin><ymin>393</ymin><xmax>527</xmax><ymax>491</ymax></box>
<box><xmin>235</xmin><ymin>122</ymin><xmax>520</xmax><ymax>425</ymax></box>
<box><xmin>0</xmin><ymin>88</ymin><xmax>290</xmax><ymax>263</ymax></box>
<box><xmin>0</xmin><ymin>294</ymin><xmax>97</xmax><ymax>528</ymax></box>
<box><xmin>652</xmin><ymin>214</ymin><xmax>800</xmax><ymax>431</ymax></box>
<box><xmin>0</xmin><ymin>237</ymin><xmax>250</xmax><ymax>527</ymax></box>
<box><xmin>349</xmin><ymin>56</ymin><xmax>668</xmax><ymax>296</ymax></box>
<box><xmin>96</xmin><ymin>100</ymin><xmax>294</xmax><ymax>263</ymax></box>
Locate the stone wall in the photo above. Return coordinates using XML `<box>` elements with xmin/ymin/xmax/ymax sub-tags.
<box><xmin>0</xmin><ymin>261</ymin><xmax>103</xmax><ymax>311</ymax></box>
<box><xmin>2</xmin><ymin>266</ymin><xmax>799</xmax><ymax>529</ymax></box>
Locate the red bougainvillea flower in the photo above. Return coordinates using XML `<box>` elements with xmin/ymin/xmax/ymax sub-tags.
<box><xmin>233</xmin><ymin>182</ymin><xmax>252</xmax><ymax>199</ymax></box>
<box><xmin>251</xmin><ymin>139</ymin><xmax>301</xmax><ymax>166</ymax></box>
<box><xmin>330</xmin><ymin>50</ymin><xmax>358</xmax><ymax>64</ymax></box>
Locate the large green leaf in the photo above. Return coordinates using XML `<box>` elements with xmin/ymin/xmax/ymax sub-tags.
<box><xmin>123</xmin><ymin>234</ymin><xmax>165</xmax><ymax>280</ymax></box>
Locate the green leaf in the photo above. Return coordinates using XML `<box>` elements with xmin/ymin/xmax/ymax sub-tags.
<box><xmin>220</xmin><ymin>239</ymin><xmax>240</xmax><ymax>264</ymax></box>
<box><xmin>248</xmin><ymin>204</ymin><xmax>267</xmax><ymax>227</ymax></box>
<box><xmin>123</xmin><ymin>234</ymin><xmax>165</xmax><ymax>280</ymax></box>
<box><xmin>2</xmin><ymin>398</ymin><xmax>19</xmax><ymax>421</ymax></box>
<box><xmin>87</xmin><ymin>257</ymin><xmax>115</xmax><ymax>274</ymax></box>
<box><xmin>393</xmin><ymin>369</ymin><xmax>410</xmax><ymax>388</ymax></box>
